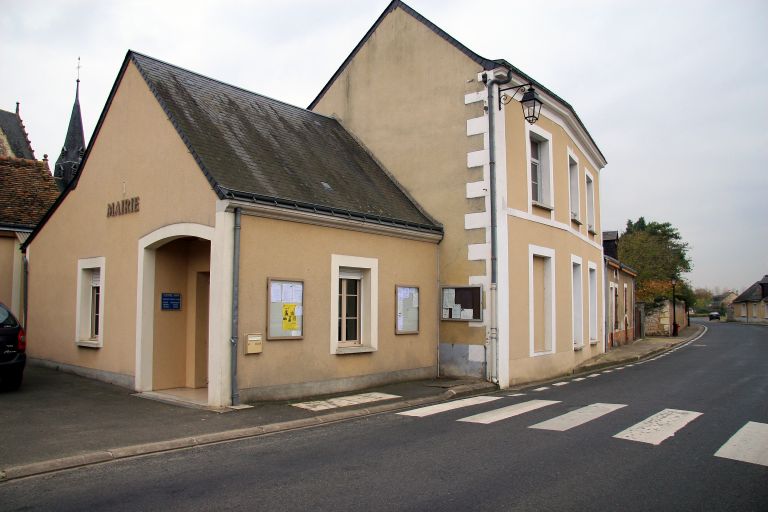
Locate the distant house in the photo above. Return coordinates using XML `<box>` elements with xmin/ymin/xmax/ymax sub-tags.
<box><xmin>0</xmin><ymin>105</ymin><xmax>59</xmax><ymax>321</ymax></box>
<box><xmin>602</xmin><ymin>231</ymin><xmax>637</xmax><ymax>347</ymax></box>
<box><xmin>709</xmin><ymin>291</ymin><xmax>737</xmax><ymax>312</ymax></box>
<box><xmin>731</xmin><ymin>276</ymin><xmax>768</xmax><ymax>324</ymax></box>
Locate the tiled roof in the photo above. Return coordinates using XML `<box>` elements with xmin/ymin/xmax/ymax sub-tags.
<box><xmin>130</xmin><ymin>52</ymin><xmax>440</xmax><ymax>233</ymax></box>
<box><xmin>733</xmin><ymin>276</ymin><xmax>768</xmax><ymax>303</ymax></box>
<box><xmin>0</xmin><ymin>108</ymin><xmax>35</xmax><ymax>160</ymax></box>
<box><xmin>308</xmin><ymin>0</ymin><xmax>605</xmax><ymax>165</ymax></box>
<box><xmin>0</xmin><ymin>156</ymin><xmax>59</xmax><ymax>230</ymax></box>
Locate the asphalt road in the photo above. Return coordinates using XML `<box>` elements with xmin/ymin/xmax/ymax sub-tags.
<box><xmin>1</xmin><ymin>320</ymin><xmax>766</xmax><ymax>511</ymax></box>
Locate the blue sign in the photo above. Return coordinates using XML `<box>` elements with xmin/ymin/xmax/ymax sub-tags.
<box><xmin>161</xmin><ymin>293</ymin><xmax>182</xmax><ymax>311</ymax></box>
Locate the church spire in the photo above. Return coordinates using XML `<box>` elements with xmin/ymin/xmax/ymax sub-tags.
<box><xmin>54</xmin><ymin>58</ymin><xmax>86</xmax><ymax>191</ymax></box>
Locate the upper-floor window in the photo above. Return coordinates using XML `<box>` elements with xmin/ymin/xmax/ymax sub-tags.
<box><xmin>528</xmin><ymin>126</ymin><xmax>553</xmax><ymax>209</ymax></box>
<box><xmin>585</xmin><ymin>172</ymin><xmax>596</xmax><ymax>233</ymax></box>
<box><xmin>568</xmin><ymin>155</ymin><xmax>580</xmax><ymax>223</ymax></box>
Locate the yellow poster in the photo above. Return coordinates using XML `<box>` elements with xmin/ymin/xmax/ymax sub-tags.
<box><xmin>282</xmin><ymin>303</ymin><xmax>298</xmax><ymax>331</ymax></box>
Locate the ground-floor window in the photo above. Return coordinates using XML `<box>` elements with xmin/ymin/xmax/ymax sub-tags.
<box><xmin>588</xmin><ymin>263</ymin><xmax>598</xmax><ymax>343</ymax></box>
<box><xmin>529</xmin><ymin>245</ymin><xmax>555</xmax><ymax>356</ymax></box>
<box><xmin>571</xmin><ymin>256</ymin><xmax>583</xmax><ymax>349</ymax></box>
<box><xmin>76</xmin><ymin>257</ymin><xmax>106</xmax><ymax>347</ymax></box>
<box><xmin>330</xmin><ymin>255</ymin><xmax>378</xmax><ymax>354</ymax></box>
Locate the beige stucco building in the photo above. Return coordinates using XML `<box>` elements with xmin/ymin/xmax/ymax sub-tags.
<box><xmin>311</xmin><ymin>1</ymin><xmax>608</xmax><ymax>387</ymax></box>
<box><xmin>23</xmin><ymin>52</ymin><xmax>442</xmax><ymax>407</ymax></box>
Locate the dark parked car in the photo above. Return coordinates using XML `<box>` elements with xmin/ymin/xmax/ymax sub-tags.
<box><xmin>709</xmin><ymin>312</ymin><xmax>721</xmax><ymax>321</ymax></box>
<box><xmin>0</xmin><ymin>303</ymin><xmax>25</xmax><ymax>390</ymax></box>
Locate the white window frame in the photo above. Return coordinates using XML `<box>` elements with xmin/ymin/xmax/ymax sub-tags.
<box><xmin>529</xmin><ymin>245</ymin><xmax>556</xmax><ymax>356</ymax></box>
<box><xmin>330</xmin><ymin>255</ymin><xmax>378</xmax><ymax>354</ymax></box>
<box><xmin>740</xmin><ymin>303</ymin><xmax>746</xmax><ymax>317</ymax></box>
<box><xmin>752</xmin><ymin>303</ymin><xmax>758</xmax><ymax>318</ymax></box>
<box><xmin>568</xmin><ymin>149</ymin><xmax>581</xmax><ymax>224</ymax></box>
<box><xmin>588</xmin><ymin>262</ymin><xmax>598</xmax><ymax>343</ymax></box>
<box><xmin>585</xmin><ymin>170</ymin><xmax>596</xmax><ymax>234</ymax></box>
<box><xmin>76</xmin><ymin>256</ymin><xmax>106</xmax><ymax>348</ymax></box>
<box><xmin>571</xmin><ymin>255</ymin><xmax>584</xmax><ymax>349</ymax></box>
<box><xmin>526</xmin><ymin>123</ymin><xmax>554</xmax><ymax>213</ymax></box>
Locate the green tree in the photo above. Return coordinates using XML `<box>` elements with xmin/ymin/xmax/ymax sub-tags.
<box><xmin>618</xmin><ymin>217</ymin><xmax>693</xmax><ymax>305</ymax></box>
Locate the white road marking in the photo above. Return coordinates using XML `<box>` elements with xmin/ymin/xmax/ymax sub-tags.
<box><xmin>458</xmin><ymin>400</ymin><xmax>560</xmax><ymax>425</ymax></box>
<box><xmin>615</xmin><ymin>366</ymin><xmax>625</xmax><ymax>370</ymax></box>
<box><xmin>625</xmin><ymin>364</ymin><xmax>635</xmax><ymax>367</ymax></box>
<box><xmin>534</xmin><ymin>386</ymin><xmax>550</xmax><ymax>391</ymax></box>
<box><xmin>602</xmin><ymin>370</ymin><xmax>614</xmax><ymax>373</ymax></box>
<box><xmin>292</xmin><ymin>392</ymin><xmax>401</xmax><ymax>411</ymax></box>
<box><xmin>714</xmin><ymin>421</ymin><xmax>768</xmax><ymax>467</ymax></box>
<box><xmin>553</xmin><ymin>382</ymin><xmax>569</xmax><ymax>386</ymax></box>
<box><xmin>613</xmin><ymin>409</ymin><xmax>702</xmax><ymax>445</ymax></box>
<box><xmin>588</xmin><ymin>374</ymin><xmax>600</xmax><ymax>378</ymax></box>
<box><xmin>530</xmin><ymin>403</ymin><xmax>627</xmax><ymax>431</ymax></box>
<box><xmin>397</xmin><ymin>396</ymin><xmax>502</xmax><ymax>417</ymax></box>
<box><xmin>572</xmin><ymin>377</ymin><xmax>586</xmax><ymax>382</ymax></box>
<box><xmin>508</xmin><ymin>393</ymin><xmax>526</xmax><ymax>397</ymax></box>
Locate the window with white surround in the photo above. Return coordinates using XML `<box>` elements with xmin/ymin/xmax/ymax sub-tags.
<box><xmin>740</xmin><ymin>303</ymin><xmax>746</xmax><ymax>317</ymax></box>
<box><xmin>528</xmin><ymin>124</ymin><xmax>553</xmax><ymax>209</ymax></box>
<box><xmin>585</xmin><ymin>172</ymin><xmax>596</xmax><ymax>233</ymax></box>
<box><xmin>764</xmin><ymin>302</ymin><xmax>767</xmax><ymax>319</ymax></box>
<box><xmin>330</xmin><ymin>255</ymin><xmax>378</xmax><ymax>354</ymax></box>
<box><xmin>572</xmin><ymin>256</ymin><xmax>583</xmax><ymax>349</ymax></box>
<box><xmin>752</xmin><ymin>303</ymin><xmax>758</xmax><ymax>317</ymax></box>
<box><xmin>568</xmin><ymin>153</ymin><xmax>580</xmax><ymax>223</ymax></box>
<box><xmin>588</xmin><ymin>263</ymin><xmax>598</xmax><ymax>343</ymax></box>
<box><xmin>76</xmin><ymin>257</ymin><xmax>106</xmax><ymax>347</ymax></box>
<box><xmin>529</xmin><ymin>245</ymin><xmax>555</xmax><ymax>356</ymax></box>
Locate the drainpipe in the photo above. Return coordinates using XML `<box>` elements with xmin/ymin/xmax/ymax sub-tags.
<box><xmin>482</xmin><ymin>68</ymin><xmax>512</xmax><ymax>384</ymax></box>
<box><xmin>230</xmin><ymin>208</ymin><xmax>242</xmax><ymax>406</ymax></box>
<box><xmin>22</xmin><ymin>250</ymin><xmax>28</xmax><ymax>330</ymax></box>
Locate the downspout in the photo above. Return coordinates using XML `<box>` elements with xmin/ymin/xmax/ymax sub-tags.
<box><xmin>482</xmin><ymin>69</ymin><xmax>512</xmax><ymax>384</ymax></box>
<box><xmin>230</xmin><ymin>208</ymin><xmax>242</xmax><ymax>406</ymax></box>
<box><xmin>22</xmin><ymin>250</ymin><xmax>28</xmax><ymax>330</ymax></box>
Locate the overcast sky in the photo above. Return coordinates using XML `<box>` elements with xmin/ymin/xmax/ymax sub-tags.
<box><xmin>2</xmin><ymin>0</ymin><xmax>766</xmax><ymax>292</ymax></box>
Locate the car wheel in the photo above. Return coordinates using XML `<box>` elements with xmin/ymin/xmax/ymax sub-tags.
<box><xmin>1</xmin><ymin>369</ymin><xmax>23</xmax><ymax>391</ymax></box>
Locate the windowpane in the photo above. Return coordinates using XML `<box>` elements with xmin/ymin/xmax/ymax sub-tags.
<box><xmin>345</xmin><ymin>319</ymin><xmax>358</xmax><ymax>341</ymax></box>
<box><xmin>346</xmin><ymin>296</ymin><xmax>358</xmax><ymax>317</ymax></box>
<box><xmin>531</xmin><ymin>140</ymin><xmax>539</xmax><ymax>160</ymax></box>
<box><xmin>346</xmin><ymin>279</ymin><xmax>358</xmax><ymax>295</ymax></box>
<box><xmin>531</xmin><ymin>162</ymin><xmax>540</xmax><ymax>202</ymax></box>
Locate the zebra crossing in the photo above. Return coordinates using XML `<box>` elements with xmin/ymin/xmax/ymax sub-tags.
<box><xmin>397</xmin><ymin>396</ymin><xmax>768</xmax><ymax>467</ymax></box>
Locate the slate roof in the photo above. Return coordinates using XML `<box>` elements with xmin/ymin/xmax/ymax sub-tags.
<box><xmin>602</xmin><ymin>231</ymin><xmax>619</xmax><ymax>241</ymax></box>
<box><xmin>130</xmin><ymin>52</ymin><xmax>440</xmax><ymax>233</ymax></box>
<box><xmin>0</xmin><ymin>107</ymin><xmax>35</xmax><ymax>160</ymax></box>
<box><xmin>0</xmin><ymin>156</ymin><xmax>59</xmax><ymax>230</ymax></box>
<box><xmin>53</xmin><ymin>81</ymin><xmax>86</xmax><ymax>191</ymax></box>
<box><xmin>734</xmin><ymin>276</ymin><xmax>768</xmax><ymax>303</ymax></box>
<box><xmin>308</xmin><ymin>0</ymin><xmax>606</xmax><ymax>165</ymax></box>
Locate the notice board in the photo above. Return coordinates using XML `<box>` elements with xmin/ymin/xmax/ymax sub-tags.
<box><xmin>395</xmin><ymin>285</ymin><xmax>419</xmax><ymax>334</ymax></box>
<box><xmin>441</xmin><ymin>285</ymin><xmax>482</xmax><ymax>321</ymax></box>
<box><xmin>268</xmin><ymin>278</ymin><xmax>304</xmax><ymax>340</ymax></box>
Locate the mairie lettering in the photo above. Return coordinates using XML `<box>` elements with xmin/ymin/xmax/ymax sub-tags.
<box><xmin>107</xmin><ymin>196</ymin><xmax>140</xmax><ymax>218</ymax></box>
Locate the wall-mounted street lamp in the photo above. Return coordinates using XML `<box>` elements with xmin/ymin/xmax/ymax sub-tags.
<box><xmin>499</xmin><ymin>84</ymin><xmax>543</xmax><ymax>124</ymax></box>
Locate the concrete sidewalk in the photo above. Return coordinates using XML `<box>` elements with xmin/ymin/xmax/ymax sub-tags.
<box><xmin>1</xmin><ymin>323</ymin><xmax>706</xmax><ymax>482</ymax></box>
<box><xmin>573</xmin><ymin>323</ymin><xmax>706</xmax><ymax>374</ymax></box>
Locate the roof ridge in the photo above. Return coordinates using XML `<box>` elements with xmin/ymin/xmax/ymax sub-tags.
<box><xmin>128</xmin><ymin>50</ymin><xmax>337</xmax><ymax>122</ymax></box>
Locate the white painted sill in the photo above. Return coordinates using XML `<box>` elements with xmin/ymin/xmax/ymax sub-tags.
<box><xmin>76</xmin><ymin>340</ymin><xmax>102</xmax><ymax>348</ymax></box>
<box><xmin>532</xmin><ymin>201</ymin><xmax>554</xmax><ymax>211</ymax></box>
<box><xmin>589</xmin><ymin>339</ymin><xmax>599</xmax><ymax>345</ymax></box>
<box><xmin>573</xmin><ymin>344</ymin><xmax>584</xmax><ymax>351</ymax></box>
<box><xmin>335</xmin><ymin>346</ymin><xmax>376</xmax><ymax>355</ymax></box>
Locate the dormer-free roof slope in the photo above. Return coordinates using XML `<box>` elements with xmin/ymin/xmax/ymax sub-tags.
<box><xmin>130</xmin><ymin>52</ymin><xmax>439</xmax><ymax>232</ymax></box>
<box><xmin>0</xmin><ymin>156</ymin><xmax>59</xmax><ymax>230</ymax></box>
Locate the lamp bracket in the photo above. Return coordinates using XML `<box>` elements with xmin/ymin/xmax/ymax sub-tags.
<box><xmin>498</xmin><ymin>83</ymin><xmax>534</xmax><ymax>111</ymax></box>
